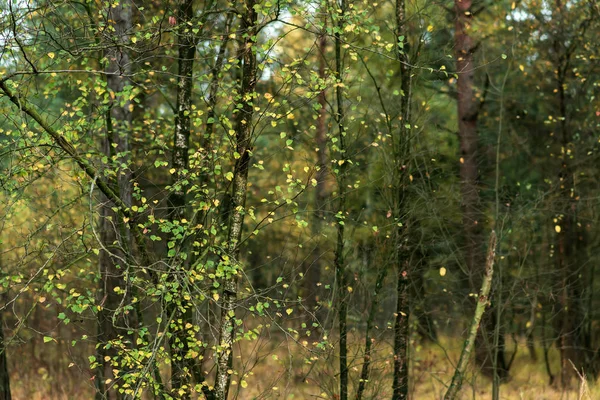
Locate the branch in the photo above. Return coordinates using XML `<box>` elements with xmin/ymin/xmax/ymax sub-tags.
<box><xmin>0</xmin><ymin>79</ymin><xmax>153</xmax><ymax>268</ymax></box>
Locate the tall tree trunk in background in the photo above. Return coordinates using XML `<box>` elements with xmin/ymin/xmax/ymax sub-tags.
<box><xmin>453</xmin><ymin>0</ymin><xmax>507</xmax><ymax>379</ymax></box>
<box><xmin>0</xmin><ymin>251</ymin><xmax>11</xmax><ymax>400</ymax></box>
<box><xmin>333</xmin><ymin>2</ymin><xmax>348</xmax><ymax>399</ymax></box>
<box><xmin>167</xmin><ymin>0</ymin><xmax>197</xmax><ymax>397</ymax></box>
<box><xmin>391</xmin><ymin>0</ymin><xmax>410</xmax><ymax>398</ymax></box>
<box><xmin>97</xmin><ymin>2</ymin><xmax>133</xmax><ymax>399</ymax></box>
<box><xmin>213</xmin><ymin>1</ymin><xmax>257</xmax><ymax>399</ymax></box>
<box><xmin>552</xmin><ymin>5</ymin><xmax>587</xmax><ymax>383</ymax></box>
<box><xmin>303</xmin><ymin>12</ymin><xmax>328</xmax><ymax>324</ymax></box>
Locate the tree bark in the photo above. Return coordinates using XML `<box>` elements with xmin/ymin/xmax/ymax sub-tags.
<box><xmin>553</xmin><ymin>18</ymin><xmax>587</xmax><ymax>385</ymax></box>
<box><xmin>97</xmin><ymin>2</ymin><xmax>133</xmax><ymax>399</ymax></box>
<box><xmin>333</xmin><ymin>2</ymin><xmax>348</xmax><ymax>399</ymax></box>
<box><xmin>453</xmin><ymin>0</ymin><xmax>507</xmax><ymax>379</ymax></box>
<box><xmin>303</xmin><ymin>12</ymin><xmax>328</xmax><ymax>324</ymax></box>
<box><xmin>391</xmin><ymin>0</ymin><xmax>411</xmax><ymax>398</ymax></box>
<box><xmin>167</xmin><ymin>0</ymin><xmax>197</xmax><ymax>397</ymax></box>
<box><xmin>0</xmin><ymin>251</ymin><xmax>11</xmax><ymax>400</ymax></box>
<box><xmin>213</xmin><ymin>2</ymin><xmax>258</xmax><ymax>399</ymax></box>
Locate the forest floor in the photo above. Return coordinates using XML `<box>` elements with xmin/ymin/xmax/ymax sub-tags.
<box><xmin>8</xmin><ymin>334</ymin><xmax>599</xmax><ymax>399</ymax></box>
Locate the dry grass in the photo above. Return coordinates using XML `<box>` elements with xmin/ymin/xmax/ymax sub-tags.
<box><xmin>7</xmin><ymin>333</ymin><xmax>599</xmax><ymax>399</ymax></box>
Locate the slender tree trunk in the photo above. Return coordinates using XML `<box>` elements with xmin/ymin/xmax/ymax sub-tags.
<box><xmin>333</xmin><ymin>3</ymin><xmax>348</xmax><ymax>399</ymax></box>
<box><xmin>392</xmin><ymin>0</ymin><xmax>411</xmax><ymax>398</ymax></box>
<box><xmin>355</xmin><ymin>267</ymin><xmax>387</xmax><ymax>400</ymax></box>
<box><xmin>554</xmin><ymin>46</ymin><xmax>586</xmax><ymax>389</ymax></box>
<box><xmin>213</xmin><ymin>2</ymin><xmax>257</xmax><ymax>399</ymax></box>
<box><xmin>97</xmin><ymin>2</ymin><xmax>133</xmax><ymax>399</ymax></box>
<box><xmin>453</xmin><ymin>0</ymin><xmax>507</xmax><ymax>379</ymax></box>
<box><xmin>204</xmin><ymin>12</ymin><xmax>234</xmax><ymax>168</ymax></box>
<box><xmin>304</xmin><ymin>13</ymin><xmax>328</xmax><ymax>322</ymax></box>
<box><xmin>166</xmin><ymin>1</ymin><xmax>197</xmax><ymax>397</ymax></box>
<box><xmin>444</xmin><ymin>232</ymin><xmax>498</xmax><ymax>400</ymax></box>
<box><xmin>0</xmin><ymin>251</ymin><xmax>11</xmax><ymax>400</ymax></box>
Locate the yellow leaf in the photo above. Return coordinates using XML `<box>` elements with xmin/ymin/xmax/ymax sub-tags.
<box><xmin>439</xmin><ymin>267</ymin><xmax>447</xmax><ymax>277</ymax></box>
<box><xmin>241</xmin><ymin>380</ymin><xmax>248</xmax><ymax>388</ymax></box>
<box><xmin>519</xmin><ymin>65</ymin><xmax>524</xmax><ymax>72</ymax></box>
<box><xmin>213</xmin><ymin>293</ymin><xmax>220</xmax><ymax>301</ymax></box>
<box><xmin>48</xmin><ymin>52</ymin><xmax>55</xmax><ymax>59</ymax></box>
<box><xmin>286</xmin><ymin>308</ymin><xmax>293</xmax><ymax>315</ymax></box>
<box><xmin>555</xmin><ymin>225</ymin><xmax>561</xmax><ymax>233</ymax></box>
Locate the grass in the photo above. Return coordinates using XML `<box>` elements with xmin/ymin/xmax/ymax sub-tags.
<box><xmin>7</xmin><ymin>332</ymin><xmax>600</xmax><ymax>399</ymax></box>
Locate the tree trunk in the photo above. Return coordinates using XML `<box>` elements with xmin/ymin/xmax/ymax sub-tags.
<box><xmin>444</xmin><ymin>232</ymin><xmax>497</xmax><ymax>400</ymax></box>
<box><xmin>167</xmin><ymin>0</ymin><xmax>197</xmax><ymax>397</ymax></box>
<box><xmin>0</xmin><ymin>251</ymin><xmax>11</xmax><ymax>400</ymax></box>
<box><xmin>97</xmin><ymin>2</ymin><xmax>133</xmax><ymax>399</ymax></box>
<box><xmin>554</xmin><ymin>44</ymin><xmax>587</xmax><ymax>389</ymax></box>
<box><xmin>391</xmin><ymin>0</ymin><xmax>411</xmax><ymax>398</ymax></box>
<box><xmin>453</xmin><ymin>0</ymin><xmax>507</xmax><ymax>379</ymax></box>
<box><xmin>213</xmin><ymin>2</ymin><xmax>258</xmax><ymax>399</ymax></box>
<box><xmin>333</xmin><ymin>2</ymin><xmax>348</xmax><ymax>399</ymax></box>
<box><xmin>356</xmin><ymin>265</ymin><xmax>387</xmax><ymax>400</ymax></box>
<box><xmin>303</xmin><ymin>13</ymin><xmax>328</xmax><ymax>324</ymax></box>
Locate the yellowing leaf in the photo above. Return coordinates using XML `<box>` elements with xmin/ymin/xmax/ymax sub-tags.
<box><xmin>439</xmin><ymin>267</ymin><xmax>447</xmax><ymax>277</ymax></box>
<box><xmin>48</xmin><ymin>52</ymin><xmax>55</xmax><ymax>59</ymax></box>
<box><xmin>286</xmin><ymin>308</ymin><xmax>293</xmax><ymax>315</ymax></box>
<box><xmin>213</xmin><ymin>293</ymin><xmax>220</xmax><ymax>301</ymax></box>
<box><xmin>555</xmin><ymin>225</ymin><xmax>561</xmax><ymax>233</ymax></box>
<box><xmin>240</xmin><ymin>380</ymin><xmax>248</xmax><ymax>388</ymax></box>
